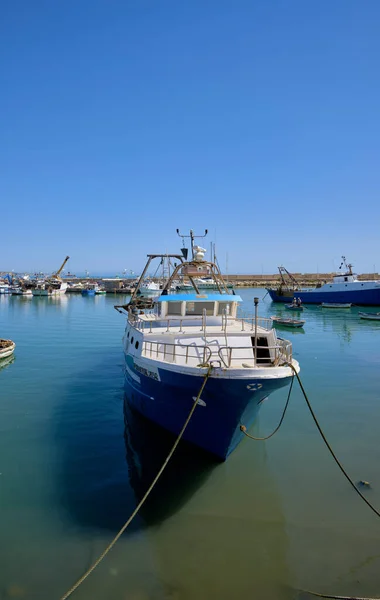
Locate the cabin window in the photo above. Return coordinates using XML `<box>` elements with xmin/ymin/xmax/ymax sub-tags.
<box><xmin>135</xmin><ymin>341</ymin><xmax>139</xmax><ymax>349</ymax></box>
<box><xmin>344</xmin><ymin>277</ymin><xmax>348</xmax><ymax>282</ymax></box>
<box><xmin>186</xmin><ymin>301</ymin><xmax>215</xmax><ymax>316</ymax></box>
<box><xmin>218</xmin><ymin>302</ymin><xmax>231</xmax><ymax>316</ymax></box>
<box><xmin>127</xmin><ymin>331</ymin><xmax>130</xmax><ymax>338</ymax></box>
<box><xmin>166</xmin><ymin>301</ymin><xmax>182</xmax><ymax>316</ymax></box>
<box><xmin>131</xmin><ymin>337</ymin><xmax>134</xmax><ymax>344</ymax></box>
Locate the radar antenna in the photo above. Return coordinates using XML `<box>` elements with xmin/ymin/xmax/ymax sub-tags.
<box><xmin>176</xmin><ymin>229</ymin><xmax>208</xmax><ymax>260</ymax></box>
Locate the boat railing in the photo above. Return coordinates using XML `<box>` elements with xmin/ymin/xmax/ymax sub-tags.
<box><xmin>218</xmin><ymin>339</ymin><xmax>292</xmax><ymax>368</ymax></box>
<box><xmin>141</xmin><ymin>338</ymin><xmax>292</xmax><ymax>368</ymax></box>
<box><xmin>142</xmin><ymin>340</ymin><xmax>212</xmax><ymax>365</ymax></box>
<box><xmin>236</xmin><ymin>316</ymin><xmax>273</xmax><ymax>331</ymax></box>
<box><xmin>132</xmin><ymin>314</ymin><xmax>272</xmax><ymax>333</ymax></box>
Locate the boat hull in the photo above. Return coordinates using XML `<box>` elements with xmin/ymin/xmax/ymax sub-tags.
<box><xmin>359</xmin><ymin>312</ymin><xmax>380</xmax><ymax>321</ymax></box>
<box><xmin>123</xmin><ymin>356</ymin><xmax>291</xmax><ymax>460</ymax></box>
<box><xmin>269</xmin><ymin>287</ymin><xmax>380</xmax><ymax>306</ymax></box>
<box><xmin>267</xmin><ymin>289</ymin><xmax>294</xmax><ymax>302</ymax></box>
<box><xmin>0</xmin><ymin>341</ymin><xmax>15</xmax><ymax>359</ymax></box>
<box><xmin>81</xmin><ymin>289</ymin><xmax>96</xmax><ymax>296</ymax></box>
<box><xmin>32</xmin><ymin>288</ymin><xmax>67</xmax><ymax>296</ymax></box>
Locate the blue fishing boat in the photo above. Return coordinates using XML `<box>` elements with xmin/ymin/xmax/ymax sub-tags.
<box><xmin>268</xmin><ymin>258</ymin><xmax>380</xmax><ymax>306</ymax></box>
<box><xmin>116</xmin><ymin>230</ymin><xmax>299</xmax><ymax>460</ymax></box>
<box><xmin>81</xmin><ymin>283</ymin><xmax>99</xmax><ymax>296</ymax></box>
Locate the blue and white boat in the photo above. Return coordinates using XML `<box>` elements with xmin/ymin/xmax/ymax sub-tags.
<box><xmin>81</xmin><ymin>283</ymin><xmax>99</xmax><ymax>296</ymax></box>
<box><xmin>267</xmin><ymin>258</ymin><xmax>380</xmax><ymax>306</ymax></box>
<box><xmin>116</xmin><ymin>231</ymin><xmax>299</xmax><ymax>460</ymax></box>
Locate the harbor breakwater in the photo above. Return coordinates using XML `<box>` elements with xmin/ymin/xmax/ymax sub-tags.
<box><xmin>60</xmin><ymin>272</ymin><xmax>380</xmax><ymax>293</ymax></box>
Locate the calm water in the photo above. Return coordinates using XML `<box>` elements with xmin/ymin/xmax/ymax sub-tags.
<box><xmin>1</xmin><ymin>290</ymin><xmax>380</xmax><ymax>600</ymax></box>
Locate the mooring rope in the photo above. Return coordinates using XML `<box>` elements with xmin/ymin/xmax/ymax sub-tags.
<box><xmin>286</xmin><ymin>363</ymin><xmax>380</xmax><ymax>520</ymax></box>
<box><xmin>242</xmin><ymin>364</ymin><xmax>380</xmax><ymax>600</ymax></box>
<box><xmin>300</xmin><ymin>590</ymin><xmax>380</xmax><ymax>599</ymax></box>
<box><xmin>59</xmin><ymin>365</ymin><xmax>213</xmax><ymax>600</ymax></box>
<box><xmin>240</xmin><ymin>375</ymin><xmax>294</xmax><ymax>440</ymax></box>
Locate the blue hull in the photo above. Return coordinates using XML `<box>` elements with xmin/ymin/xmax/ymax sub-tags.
<box><xmin>296</xmin><ymin>288</ymin><xmax>380</xmax><ymax>306</ymax></box>
<box><xmin>267</xmin><ymin>289</ymin><xmax>294</xmax><ymax>303</ymax></box>
<box><xmin>81</xmin><ymin>290</ymin><xmax>96</xmax><ymax>296</ymax></box>
<box><xmin>124</xmin><ymin>357</ymin><xmax>290</xmax><ymax>460</ymax></box>
<box><xmin>267</xmin><ymin>287</ymin><xmax>380</xmax><ymax>306</ymax></box>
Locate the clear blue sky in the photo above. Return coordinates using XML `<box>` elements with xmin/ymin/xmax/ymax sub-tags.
<box><xmin>1</xmin><ymin>0</ymin><xmax>380</xmax><ymax>275</ymax></box>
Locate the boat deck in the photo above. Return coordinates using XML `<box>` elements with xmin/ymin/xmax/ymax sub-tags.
<box><xmin>128</xmin><ymin>315</ymin><xmax>292</xmax><ymax>369</ymax></box>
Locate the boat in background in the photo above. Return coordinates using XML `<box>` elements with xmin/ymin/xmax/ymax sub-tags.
<box><xmin>271</xmin><ymin>317</ymin><xmax>305</xmax><ymax>328</ymax></box>
<box><xmin>32</xmin><ymin>256</ymin><xmax>70</xmax><ymax>296</ymax></box>
<box><xmin>266</xmin><ymin>267</ymin><xmax>299</xmax><ymax>302</ymax></box>
<box><xmin>321</xmin><ymin>303</ymin><xmax>352</xmax><ymax>308</ymax></box>
<box><xmin>33</xmin><ymin>281</ymin><xmax>68</xmax><ymax>296</ymax></box>
<box><xmin>138</xmin><ymin>280</ymin><xmax>161</xmax><ymax>295</ymax></box>
<box><xmin>268</xmin><ymin>257</ymin><xmax>380</xmax><ymax>306</ymax></box>
<box><xmin>0</xmin><ymin>339</ymin><xmax>15</xmax><ymax>359</ymax></box>
<box><xmin>359</xmin><ymin>312</ymin><xmax>380</xmax><ymax>321</ymax></box>
<box><xmin>0</xmin><ymin>281</ymin><xmax>11</xmax><ymax>294</ymax></box>
<box><xmin>82</xmin><ymin>283</ymin><xmax>101</xmax><ymax>296</ymax></box>
<box><xmin>116</xmin><ymin>229</ymin><xmax>299</xmax><ymax>460</ymax></box>
<box><xmin>285</xmin><ymin>304</ymin><xmax>304</xmax><ymax>312</ymax></box>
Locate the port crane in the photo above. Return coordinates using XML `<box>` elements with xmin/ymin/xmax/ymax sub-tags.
<box><xmin>51</xmin><ymin>256</ymin><xmax>70</xmax><ymax>281</ymax></box>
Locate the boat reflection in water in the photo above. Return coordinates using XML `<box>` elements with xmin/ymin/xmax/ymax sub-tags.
<box><xmin>123</xmin><ymin>393</ymin><xmax>292</xmax><ymax>599</ymax></box>
<box><xmin>123</xmin><ymin>395</ymin><xmax>217</xmax><ymax>526</ymax></box>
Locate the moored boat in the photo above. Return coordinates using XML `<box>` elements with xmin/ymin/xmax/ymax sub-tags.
<box><xmin>266</xmin><ymin>267</ymin><xmax>299</xmax><ymax>302</ymax></box>
<box><xmin>0</xmin><ymin>283</ymin><xmax>11</xmax><ymax>294</ymax></box>
<box><xmin>116</xmin><ymin>230</ymin><xmax>300</xmax><ymax>460</ymax></box>
<box><xmin>271</xmin><ymin>317</ymin><xmax>305</xmax><ymax>328</ymax></box>
<box><xmin>0</xmin><ymin>339</ymin><xmax>16</xmax><ymax>359</ymax></box>
<box><xmin>32</xmin><ymin>256</ymin><xmax>70</xmax><ymax>296</ymax></box>
<box><xmin>81</xmin><ymin>283</ymin><xmax>99</xmax><ymax>296</ymax></box>
<box><xmin>359</xmin><ymin>312</ymin><xmax>380</xmax><ymax>321</ymax></box>
<box><xmin>11</xmin><ymin>287</ymin><xmax>33</xmax><ymax>296</ymax></box>
<box><xmin>321</xmin><ymin>303</ymin><xmax>352</xmax><ymax>308</ymax></box>
<box><xmin>269</xmin><ymin>257</ymin><xmax>380</xmax><ymax>306</ymax></box>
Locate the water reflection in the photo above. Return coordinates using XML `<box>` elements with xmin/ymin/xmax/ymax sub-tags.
<box><xmin>123</xmin><ymin>398</ymin><xmax>216</xmax><ymax>526</ymax></box>
<box><xmin>0</xmin><ymin>354</ymin><xmax>15</xmax><ymax>371</ymax></box>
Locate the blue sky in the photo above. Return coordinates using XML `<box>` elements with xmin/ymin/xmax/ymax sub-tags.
<box><xmin>1</xmin><ymin>0</ymin><xmax>380</xmax><ymax>275</ymax></box>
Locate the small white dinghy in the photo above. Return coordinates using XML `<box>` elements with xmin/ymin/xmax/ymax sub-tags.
<box><xmin>359</xmin><ymin>312</ymin><xmax>380</xmax><ymax>321</ymax></box>
<box><xmin>321</xmin><ymin>303</ymin><xmax>352</xmax><ymax>308</ymax></box>
<box><xmin>271</xmin><ymin>316</ymin><xmax>305</xmax><ymax>328</ymax></box>
<box><xmin>0</xmin><ymin>339</ymin><xmax>16</xmax><ymax>359</ymax></box>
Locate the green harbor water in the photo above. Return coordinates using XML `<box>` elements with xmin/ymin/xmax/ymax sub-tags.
<box><xmin>1</xmin><ymin>289</ymin><xmax>380</xmax><ymax>600</ymax></box>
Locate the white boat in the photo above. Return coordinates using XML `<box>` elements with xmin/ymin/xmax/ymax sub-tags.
<box><xmin>32</xmin><ymin>256</ymin><xmax>70</xmax><ymax>296</ymax></box>
<box><xmin>321</xmin><ymin>303</ymin><xmax>352</xmax><ymax>308</ymax></box>
<box><xmin>116</xmin><ymin>230</ymin><xmax>300</xmax><ymax>460</ymax></box>
<box><xmin>271</xmin><ymin>316</ymin><xmax>305</xmax><ymax>328</ymax></box>
<box><xmin>138</xmin><ymin>280</ymin><xmax>161</xmax><ymax>295</ymax></box>
<box><xmin>32</xmin><ymin>281</ymin><xmax>68</xmax><ymax>296</ymax></box>
<box><xmin>0</xmin><ymin>339</ymin><xmax>16</xmax><ymax>359</ymax></box>
<box><xmin>11</xmin><ymin>287</ymin><xmax>33</xmax><ymax>296</ymax></box>
<box><xmin>359</xmin><ymin>312</ymin><xmax>380</xmax><ymax>321</ymax></box>
<box><xmin>0</xmin><ymin>283</ymin><xmax>11</xmax><ymax>294</ymax></box>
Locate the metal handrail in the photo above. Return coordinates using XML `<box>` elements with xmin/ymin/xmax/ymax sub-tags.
<box><xmin>218</xmin><ymin>342</ymin><xmax>292</xmax><ymax>368</ymax></box>
<box><xmin>132</xmin><ymin>314</ymin><xmax>272</xmax><ymax>333</ymax></box>
<box><xmin>237</xmin><ymin>316</ymin><xmax>273</xmax><ymax>331</ymax></box>
<box><xmin>142</xmin><ymin>340</ymin><xmax>213</xmax><ymax>365</ymax></box>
